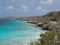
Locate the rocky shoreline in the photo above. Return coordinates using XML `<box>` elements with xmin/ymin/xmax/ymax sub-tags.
<box><xmin>27</xmin><ymin>19</ymin><xmax>58</xmax><ymax>31</ymax></box>
<box><xmin>6</xmin><ymin>11</ymin><xmax>60</xmax><ymax>45</ymax></box>
<box><xmin>27</xmin><ymin>11</ymin><xmax>60</xmax><ymax>31</ymax></box>
<box><xmin>26</xmin><ymin>11</ymin><xmax>60</xmax><ymax>45</ymax></box>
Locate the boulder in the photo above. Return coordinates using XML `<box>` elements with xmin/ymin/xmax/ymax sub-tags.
<box><xmin>42</xmin><ymin>24</ymin><xmax>49</xmax><ymax>30</ymax></box>
<box><xmin>37</xmin><ymin>22</ymin><xmax>43</xmax><ymax>27</ymax></box>
<box><xmin>42</xmin><ymin>21</ymin><xmax>58</xmax><ymax>30</ymax></box>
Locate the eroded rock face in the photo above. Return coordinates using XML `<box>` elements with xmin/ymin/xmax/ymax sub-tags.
<box><xmin>42</xmin><ymin>24</ymin><xmax>49</xmax><ymax>30</ymax></box>
<box><xmin>38</xmin><ymin>21</ymin><xmax>58</xmax><ymax>30</ymax></box>
<box><xmin>37</xmin><ymin>22</ymin><xmax>43</xmax><ymax>27</ymax></box>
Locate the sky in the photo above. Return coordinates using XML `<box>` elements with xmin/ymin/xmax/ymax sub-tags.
<box><xmin>0</xmin><ymin>0</ymin><xmax>60</xmax><ymax>18</ymax></box>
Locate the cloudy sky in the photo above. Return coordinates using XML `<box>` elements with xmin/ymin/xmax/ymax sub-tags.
<box><xmin>0</xmin><ymin>0</ymin><xmax>60</xmax><ymax>18</ymax></box>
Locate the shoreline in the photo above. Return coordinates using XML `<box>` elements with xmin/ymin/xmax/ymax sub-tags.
<box><xmin>27</xmin><ymin>21</ymin><xmax>47</xmax><ymax>45</ymax></box>
<box><xmin>0</xmin><ymin>11</ymin><xmax>60</xmax><ymax>45</ymax></box>
<box><xmin>0</xmin><ymin>20</ymin><xmax>44</xmax><ymax>45</ymax></box>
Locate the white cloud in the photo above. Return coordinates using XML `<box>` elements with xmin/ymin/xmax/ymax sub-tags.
<box><xmin>36</xmin><ymin>6</ymin><xmax>49</xmax><ymax>12</ymax></box>
<box><xmin>35</xmin><ymin>8</ymin><xmax>49</xmax><ymax>15</ymax></box>
<box><xmin>37</xmin><ymin>7</ymin><xmax>42</xmax><ymax>11</ymax></box>
<box><xmin>40</xmin><ymin>0</ymin><xmax>53</xmax><ymax>4</ymax></box>
<box><xmin>21</xmin><ymin>5</ymin><xmax>29</xmax><ymax>13</ymax></box>
<box><xmin>5</xmin><ymin>6</ymin><xmax>14</xmax><ymax>10</ymax></box>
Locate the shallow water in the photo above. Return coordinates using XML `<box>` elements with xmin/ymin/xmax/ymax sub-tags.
<box><xmin>0</xmin><ymin>20</ymin><xmax>43</xmax><ymax>45</ymax></box>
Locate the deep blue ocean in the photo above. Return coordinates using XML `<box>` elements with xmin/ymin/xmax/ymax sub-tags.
<box><xmin>0</xmin><ymin>20</ymin><xmax>43</xmax><ymax>45</ymax></box>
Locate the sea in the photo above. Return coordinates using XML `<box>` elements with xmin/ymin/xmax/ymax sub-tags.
<box><xmin>0</xmin><ymin>20</ymin><xmax>43</xmax><ymax>45</ymax></box>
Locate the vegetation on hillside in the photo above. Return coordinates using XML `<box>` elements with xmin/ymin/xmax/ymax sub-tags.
<box><xmin>31</xmin><ymin>29</ymin><xmax>60</xmax><ymax>45</ymax></box>
<box><xmin>30</xmin><ymin>11</ymin><xmax>60</xmax><ymax>45</ymax></box>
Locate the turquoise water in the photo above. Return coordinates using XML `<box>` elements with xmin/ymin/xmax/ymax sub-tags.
<box><xmin>0</xmin><ymin>20</ymin><xmax>43</xmax><ymax>45</ymax></box>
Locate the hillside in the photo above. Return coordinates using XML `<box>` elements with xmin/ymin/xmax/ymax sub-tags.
<box><xmin>17</xmin><ymin>11</ymin><xmax>60</xmax><ymax>23</ymax></box>
<box><xmin>30</xmin><ymin>11</ymin><xmax>60</xmax><ymax>45</ymax></box>
<box><xmin>43</xmin><ymin>11</ymin><xmax>60</xmax><ymax>21</ymax></box>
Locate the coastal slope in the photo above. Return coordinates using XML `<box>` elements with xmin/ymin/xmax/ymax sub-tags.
<box><xmin>17</xmin><ymin>11</ymin><xmax>60</xmax><ymax>45</ymax></box>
